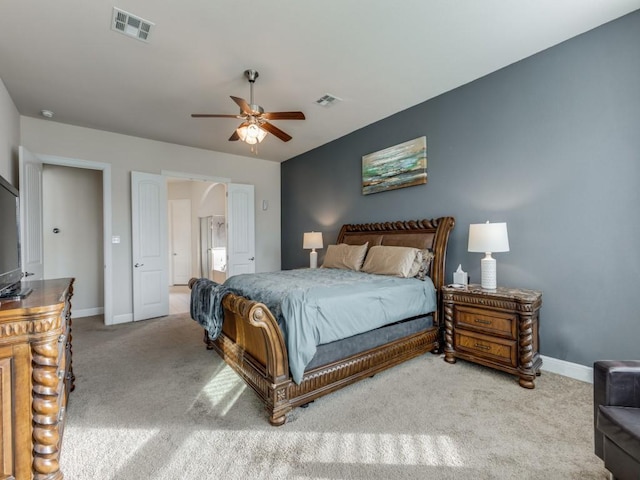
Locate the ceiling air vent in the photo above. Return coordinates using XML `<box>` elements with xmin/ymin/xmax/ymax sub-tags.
<box><xmin>315</xmin><ymin>94</ymin><xmax>342</xmax><ymax>108</ymax></box>
<box><xmin>111</xmin><ymin>7</ymin><xmax>154</xmax><ymax>42</ymax></box>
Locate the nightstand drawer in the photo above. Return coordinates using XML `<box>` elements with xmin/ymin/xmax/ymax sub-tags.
<box><xmin>455</xmin><ymin>306</ymin><xmax>516</xmax><ymax>339</ymax></box>
<box><xmin>454</xmin><ymin>330</ymin><xmax>517</xmax><ymax>367</ymax></box>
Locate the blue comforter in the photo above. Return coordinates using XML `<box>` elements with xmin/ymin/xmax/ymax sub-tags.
<box><xmin>223</xmin><ymin>268</ymin><xmax>437</xmax><ymax>384</ymax></box>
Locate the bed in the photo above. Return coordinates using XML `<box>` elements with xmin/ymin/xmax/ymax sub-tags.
<box><xmin>189</xmin><ymin>216</ymin><xmax>454</xmax><ymax>425</ymax></box>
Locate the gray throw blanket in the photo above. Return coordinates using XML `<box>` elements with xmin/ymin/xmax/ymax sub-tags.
<box><xmin>189</xmin><ymin>278</ymin><xmax>238</xmax><ymax>340</ymax></box>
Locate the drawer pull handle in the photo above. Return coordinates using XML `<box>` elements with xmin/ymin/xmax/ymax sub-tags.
<box><xmin>474</xmin><ymin>318</ymin><xmax>492</xmax><ymax>325</ymax></box>
<box><xmin>474</xmin><ymin>343</ymin><xmax>491</xmax><ymax>351</ymax></box>
<box><xmin>58</xmin><ymin>334</ymin><xmax>66</xmax><ymax>344</ymax></box>
<box><xmin>58</xmin><ymin>406</ymin><xmax>65</xmax><ymax>423</ymax></box>
<box><xmin>58</xmin><ymin>370</ymin><xmax>64</xmax><ymax>380</ymax></box>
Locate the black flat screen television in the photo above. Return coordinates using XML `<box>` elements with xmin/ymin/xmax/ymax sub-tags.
<box><xmin>0</xmin><ymin>173</ymin><xmax>24</xmax><ymax>297</ymax></box>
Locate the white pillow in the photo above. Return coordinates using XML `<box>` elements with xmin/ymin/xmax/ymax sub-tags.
<box><xmin>322</xmin><ymin>243</ymin><xmax>369</xmax><ymax>271</ymax></box>
<box><xmin>361</xmin><ymin>245</ymin><xmax>421</xmax><ymax>278</ymax></box>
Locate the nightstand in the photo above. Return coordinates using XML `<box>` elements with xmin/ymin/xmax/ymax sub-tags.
<box><xmin>442</xmin><ymin>284</ymin><xmax>542</xmax><ymax>388</ymax></box>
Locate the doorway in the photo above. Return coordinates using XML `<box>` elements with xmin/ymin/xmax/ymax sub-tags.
<box><xmin>132</xmin><ymin>170</ymin><xmax>255</xmax><ymax>321</ymax></box>
<box><xmin>21</xmin><ymin>148</ymin><xmax>112</xmax><ymax>322</ymax></box>
<box><xmin>166</xmin><ymin>178</ymin><xmax>227</xmax><ymax>315</ymax></box>
<box><xmin>198</xmin><ymin>183</ymin><xmax>227</xmax><ymax>284</ymax></box>
<box><xmin>42</xmin><ymin>164</ymin><xmax>103</xmax><ymax>317</ymax></box>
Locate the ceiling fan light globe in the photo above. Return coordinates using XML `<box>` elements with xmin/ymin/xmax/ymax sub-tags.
<box><xmin>236</xmin><ymin>124</ymin><xmax>249</xmax><ymax>142</ymax></box>
<box><xmin>247</xmin><ymin>123</ymin><xmax>260</xmax><ymax>137</ymax></box>
<box><xmin>237</xmin><ymin>123</ymin><xmax>267</xmax><ymax>144</ymax></box>
<box><xmin>256</xmin><ymin>126</ymin><xmax>267</xmax><ymax>143</ymax></box>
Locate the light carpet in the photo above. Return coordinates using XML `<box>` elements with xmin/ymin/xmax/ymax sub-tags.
<box><xmin>60</xmin><ymin>314</ymin><xmax>607</xmax><ymax>479</ymax></box>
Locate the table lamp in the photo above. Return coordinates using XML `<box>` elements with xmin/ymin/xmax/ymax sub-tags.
<box><xmin>468</xmin><ymin>221</ymin><xmax>509</xmax><ymax>290</ymax></box>
<box><xmin>303</xmin><ymin>231</ymin><xmax>323</xmax><ymax>268</ymax></box>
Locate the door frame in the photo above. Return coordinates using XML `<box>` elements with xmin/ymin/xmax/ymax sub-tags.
<box><xmin>161</xmin><ymin>169</ymin><xmax>231</xmax><ymax>302</ymax></box>
<box><xmin>38</xmin><ymin>154</ymin><xmax>112</xmax><ymax>323</ymax></box>
<box><xmin>162</xmin><ymin>170</ymin><xmax>230</xmax><ymax>185</ymax></box>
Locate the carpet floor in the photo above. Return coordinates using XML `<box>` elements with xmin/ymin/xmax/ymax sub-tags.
<box><xmin>60</xmin><ymin>314</ymin><xmax>607</xmax><ymax>479</ymax></box>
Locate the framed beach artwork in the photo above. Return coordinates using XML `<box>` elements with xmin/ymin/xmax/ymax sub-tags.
<box><xmin>362</xmin><ymin>136</ymin><xmax>427</xmax><ymax>195</ymax></box>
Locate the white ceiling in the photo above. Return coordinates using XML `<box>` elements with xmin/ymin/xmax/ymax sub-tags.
<box><xmin>1</xmin><ymin>1</ymin><xmax>638</xmax><ymax>163</ymax></box>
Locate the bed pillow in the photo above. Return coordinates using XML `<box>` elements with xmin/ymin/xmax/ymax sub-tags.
<box><xmin>414</xmin><ymin>249</ymin><xmax>435</xmax><ymax>281</ymax></box>
<box><xmin>361</xmin><ymin>245</ymin><xmax>421</xmax><ymax>278</ymax></box>
<box><xmin>322</xmin><ymin>243</ymin><xmax>369</xmax><ymax>271</ymax></box>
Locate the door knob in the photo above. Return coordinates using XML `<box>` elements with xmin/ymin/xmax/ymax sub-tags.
<box><xmin>134</xmin><ymin>263</ymin><xmax>144</xmax><ymax>268</ymax></box>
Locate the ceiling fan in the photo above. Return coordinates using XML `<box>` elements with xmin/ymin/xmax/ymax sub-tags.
<box><xmin>191</xmin><ymin>69</ymin><xmax>305</xmax><ymax>144</ymax></box>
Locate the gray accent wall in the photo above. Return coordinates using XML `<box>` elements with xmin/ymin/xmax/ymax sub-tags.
<box><xmin>281</xmin><ymin>10</ymin><xmax>640</xmax><ymax>366</ymax></box>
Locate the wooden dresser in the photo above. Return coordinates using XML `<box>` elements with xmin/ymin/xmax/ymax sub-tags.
<box><xmin>442</xmin><ymin>284</ymin><xmax>542</xmax><ymax>388</ymax></box>
<box><xmin>0</xmin><ymin>278</ymin><xmax>74</xmax><ymax>480</ymax></box>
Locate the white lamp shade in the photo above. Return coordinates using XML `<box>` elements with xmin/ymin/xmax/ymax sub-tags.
<box><xmin>468</xmin><ymin>222</ymin><xmax>509</xmax><ymax>253</ymax></box>
<box><xmin>303</xmin><ymin>231</ymin><xmax>323</xmax><ymax>250</ymax></box>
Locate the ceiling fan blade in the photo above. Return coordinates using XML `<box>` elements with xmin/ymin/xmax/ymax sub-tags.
<box><xmin>261</xmin><ymin>121</ymin><xmax>292</xmax><ymax>142</ymax></box>
<box><xmin>262</xmin><ymin>111</ymin><xmax>305</xmax><ymax>120</ymax></box>
<box><xmin>230</xmin><ymin>96</ymin><xmax>254</xmax><ymax>115</ymax></box>
<box><xmin>191</xmin><ymin>114</ymin><xmax>244</xmax><ymax>118</ymax></box>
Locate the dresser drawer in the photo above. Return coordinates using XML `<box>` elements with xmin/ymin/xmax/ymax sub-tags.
<box><xmin>454</xmin><ymin>329</ymin><xmax>517</xmax><ymax>367</ymax></box>
<box><xmin>454</xmin><ymin>306</ymin><xmax>516</xmax><ymax>339</ymax></box>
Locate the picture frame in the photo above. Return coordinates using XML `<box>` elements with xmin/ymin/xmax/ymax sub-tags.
<box><xmin>362</xmin><ymin>136</ymin><xmax>427</xmax><ymax>195</ymax></box>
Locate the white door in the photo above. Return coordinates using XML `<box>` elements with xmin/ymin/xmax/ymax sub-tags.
<box><xmin>19</xmin><ymin>146</ymin><xmax>44</xmax><ymax>280</ymax></box>
<box><xmin>169</xmin><ymin>199</ymin><xmax>192</xmax><ymax>285</ymax></box>
<box><xmin>131</xmin><ymin>171</ymin><xmax>169</xmax><ymax>321</ymax></box>
<box><xmin>226</xmin><ymin>184</ymin><xmax>255</xmax><ymax>277</ymax></box>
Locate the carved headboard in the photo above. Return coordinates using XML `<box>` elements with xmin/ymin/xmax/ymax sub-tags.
<box><xmin>336</xmin><ymin>217</ymin><xmax>455</xmax><ymax>292</ymax></box>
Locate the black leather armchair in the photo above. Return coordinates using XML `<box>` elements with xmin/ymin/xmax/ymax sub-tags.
<box><xmin>594</xmin><ymin>361</ymin><xmax>640</xmax><ymax>480</ymax></box>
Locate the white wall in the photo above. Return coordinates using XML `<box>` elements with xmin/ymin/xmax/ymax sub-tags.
<box><xmin>0</xmin><ymin>78</ymin><xmax>19</xmax><ymax>185</ymax></box>
<box><xmin>197</xmin><ymin>182</ymin><xmax>226</xmax><ymax>218</ymax></box>
<box><xmin>20</xmin><ymin>116</ymin><xmax>281</xmax><ymax>322</ymax></box>
<box><xmin>43</xmin><ymin>164</ymin><xmax>103</xmax><ymax>314</ymax></box>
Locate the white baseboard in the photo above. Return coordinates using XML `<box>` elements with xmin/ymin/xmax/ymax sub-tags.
<box><xmin>73</xmin><ymin>307</ymin><xmax>104</xmax><ymax>318</ymax></box>
<box><xmin>108</xmin><ymin>313</ymin><xmax>133</xmax><ymax>326</ymax></box>
<box><xmin>541</xmin><ymin>355</ymin><xmax>593</xmax><ymax>384</ymax></box>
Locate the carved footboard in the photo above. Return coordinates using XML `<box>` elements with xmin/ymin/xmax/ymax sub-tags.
<box><xmin>204</xmin><ymin>293</ymin><xmax>292</xmax><ymax>425</ymax></box>
<box><xmin>201</xmin><ymin>290</ymin><xmax>441</xmax><ymax>426</ymax></box>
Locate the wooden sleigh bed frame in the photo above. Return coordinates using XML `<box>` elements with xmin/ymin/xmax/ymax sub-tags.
<box><xmin>190</xmin><ymin>216</ymin><xmax>455</xmax><ymax>425</ymax></box>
